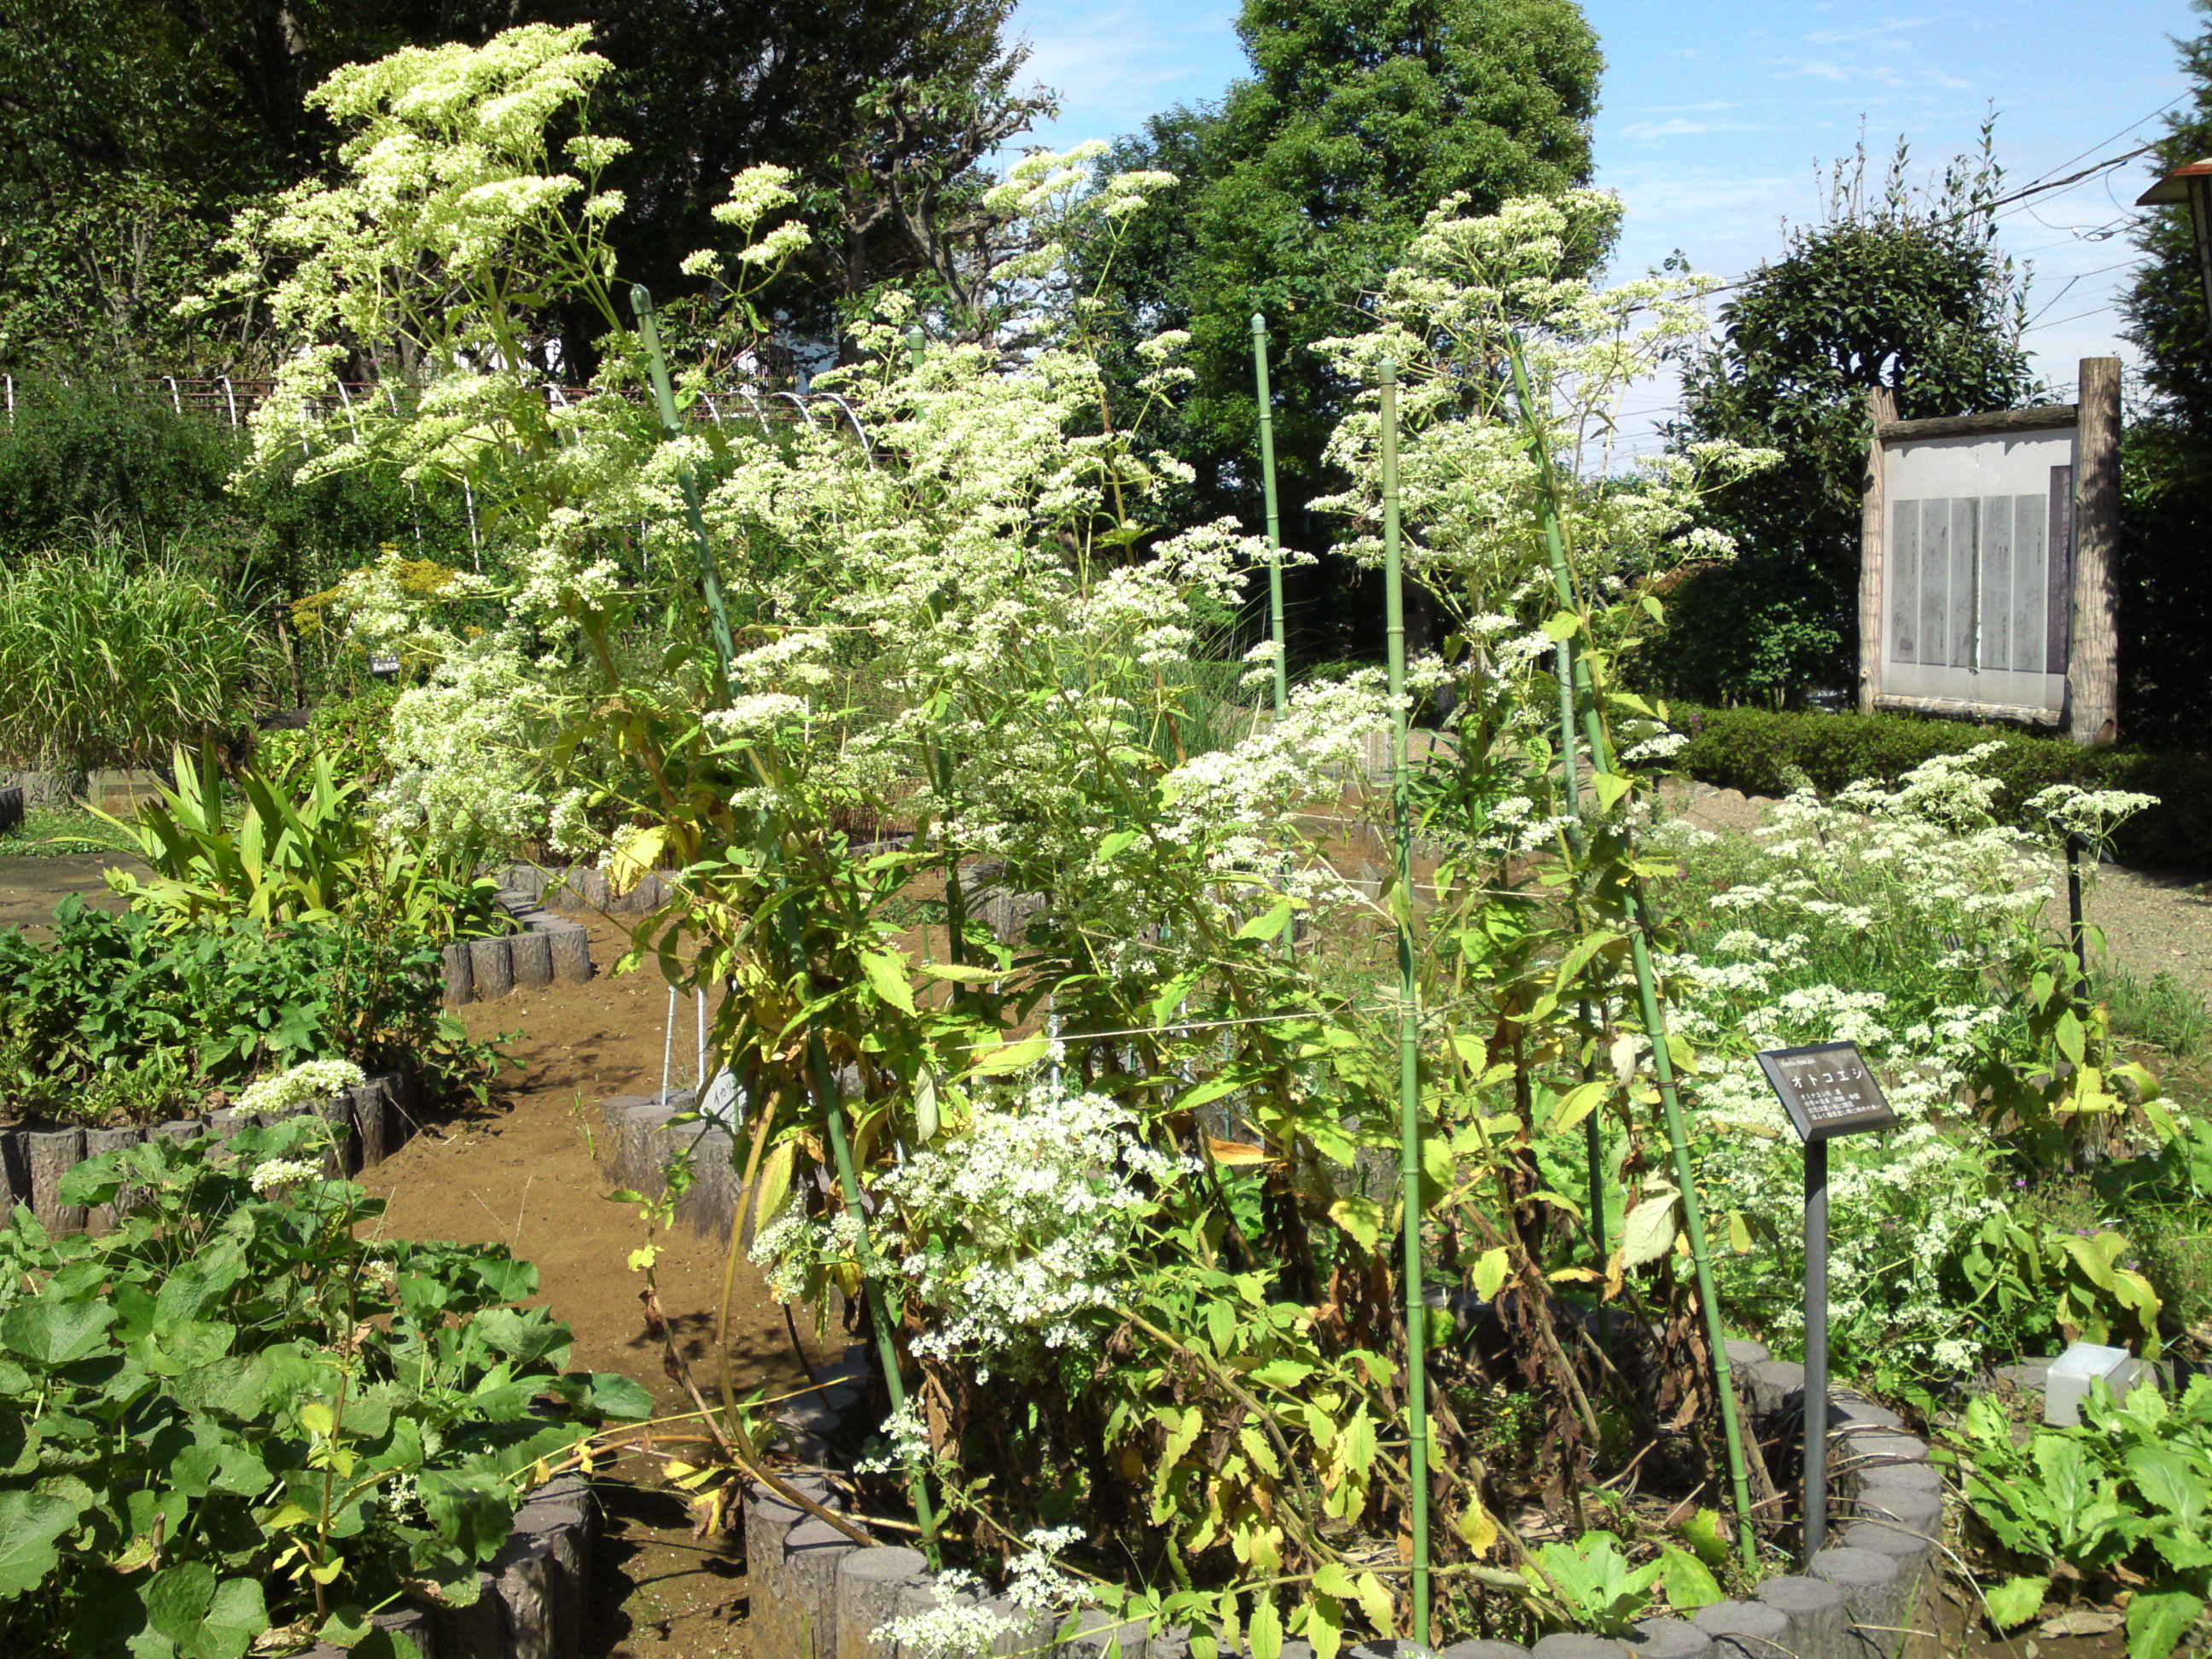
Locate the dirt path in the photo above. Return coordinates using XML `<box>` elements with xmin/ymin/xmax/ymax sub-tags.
<box><xmin>361</xmin><ymin>914</ymin><xmax>822</xmax><ymax>1659</ymax></box>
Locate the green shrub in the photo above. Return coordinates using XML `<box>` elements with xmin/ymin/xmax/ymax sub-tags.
<box><xmin>0</xmin><ymin>896</ymin><xmax>502</xmax><ymax>1124</ymax></box>
<box><xmin>1673</xmin><ymin>704</ymin><xmax>2212</xmax><ymax>870</ymax></box>
<box><xmin>0</xmin><ymin>552</ymin><xmax>279</xmax><ymax>771</ymax></box>
<box><xmin>0</xmin><ymin>1116</ymin><xmax>649</xmax><ymax>1657</ymax></box>
<box><xmin>0</xmin><ymin>378</ymin><xmax>236</xmax><ymax>556</ymax></box>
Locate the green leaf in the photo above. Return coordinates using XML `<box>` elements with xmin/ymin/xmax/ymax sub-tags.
<box><xmin>1678</xmin><ymin>1508</ymin><xmax>1728</xmax><ymax>1569</ymax></box>
<box><xmin>0</xmin><ymin>1490</ymin><xmax>83</xmax><ymax>1598</ymax></box>
<box><xmin>188</xmin><ymin>1577</ymin><xmax>268</xmax><ymax>1659</ymax></box>
<box><xmin>3</xmin><ymin>1298</ymin><xmax>115</xmax><ymax>1367</ymax></box>
<box><xmin>1548</xmin><ymin>1080</ymin><xmax>1606</xmax><ymax>1137</ymax></box>
<box><xmin>1097</xmin><ymin>830</ymin><xmax>1138</xmax><ymax>861</ymax></box>
<box><xmin>1312</xmin><ymin>1563</ymin><xmax>1358</xmax><ymax>1599</ymax></box>
<box><xmin>859</xmin><ymin>949</ymin><xmax>917</xmax><ymax>1015</ymax></box>
<box><xmin>1247</xmin><ymin>1592</ymin><xmax>1284</xmax><ymax>1659</ymax></box>
<box><xmin>1236</xmin><ymin>901</ymin><xmax>1295</xmax><ymax>942</ymax></box>
<box><xmin>2127</xmin><ymin>1590</ymin><xmax>2205</xmax><ymax>1659</ymax></box>
<box><xmin>1306</xmin><ymin>1594</ymin><xmax>1344</xmax><ymax>1659</ymax></box>
<box><xmin>1472</xmin><ymin>1246</ymin><xmax>1511</xmax><ymax>1301</ymax></box>
<box><xmin>1657</xmin><ymin>1547</ymin><xmax>1722</xmax><ymax>1613</ymax></box>
<box><xmin>1592</xmin><ymin>771</ymin><xmax>1633</xmax><ymax>811</ymax></box>
<box><xmin>1542</xmin><ymin>609</ymin><xmax>1581</xmax><ymax>643</ymax></box>
<box><xmin>1327</xmin><ymin>1196</ymin><xmax>1384</xmax><ymax>1251</ymax></box>
<box><xmin>1982</xmin><ymin>1575</ymin><xmax>2048</xmax><ymax>1630</ymax></box>
<box><xmin>2056</xmin><ymin>1007</ymin><xmax>2086</xmax><ymax>1066</ymax></box>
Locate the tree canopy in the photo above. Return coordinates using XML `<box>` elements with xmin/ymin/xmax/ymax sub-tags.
<box><xmin>0</xmin><ymin>0</ymin><xmax>1036</xmax><ymax>371</ymax></box>
<box><xmin>2116</xmin><ymin>0</ymin><xmax>2212</xmax><ymax>749</ymax></box>
<box><xmin>1086</xmin><ymin>0</ymin><xmax>1603</xmax><ymax>662</ymax></box>
<box><xmin>1651</xmin><ymin>137</ymin><xmax>2040</xmax><ymax>706</ymax></box>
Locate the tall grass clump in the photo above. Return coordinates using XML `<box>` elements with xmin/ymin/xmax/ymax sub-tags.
<box><xmin>0</xmin><ymin>552</ymin><xmax>276</xmax><ymax>770</ymax></box>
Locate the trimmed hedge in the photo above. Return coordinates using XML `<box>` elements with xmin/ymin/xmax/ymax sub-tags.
<box><xmin>1674</xmin><ymin>705</ymin><xmax>2212</xmax><ymax>872</ymax></box>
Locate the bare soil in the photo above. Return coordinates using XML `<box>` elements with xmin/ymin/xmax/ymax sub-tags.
<box><xmin>362</xmin><ymin>913</ymin><xmax>824</xmax><ymax>1659</ymax></box>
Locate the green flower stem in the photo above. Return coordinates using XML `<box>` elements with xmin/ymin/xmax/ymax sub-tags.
<box><xmin>1379</xmin><ymin>358</ymin><xmax>1433</xmax><ymax>1645</ymax></box>
<box><xmin>807</xmin><ymin>1035</ymin><xmax>940</xmax><ymax>1564</ymax></box>
<box><xmin>1505</xmin><ymin>332</ymin><xmax>1758</xmax><ymax>1575</ymax></box>
<box><xmin>1249</xmin><ymin>313</ymin><xmax>1289</xmax><ymax>721</ymax></box>
<box><xmin>631</xmin><ymin>283</ymin><xmax>737</xmax><ymax>697</ymax></box>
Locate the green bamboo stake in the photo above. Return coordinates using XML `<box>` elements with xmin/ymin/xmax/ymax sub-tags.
<box><xmin>1249</xmin><ymin>313</ymin><xmax>1289</xmax><ymax>719</ymax></box>
<box><xmin>809</xmin><ymin>1039</ymin><xmax>941</xmax><ymax>1564</ymax></box>
<box><xmin>1504</xmin><ymin>334</ymin><xmax>1756</xmax><ymax>1573</ymax></box>
<box><xmin>632</xmin><ymin>285</ymin><xmax>736</xmax><ymax>694</ymax></box>
<box><xmin>903</xmin><ymin>324</ymin><xmax>972</xmax><ymax>987</ymax></box>
<box><xmin>1380</xmin><ymin>360</ymin><xmax>1433</xmax><ymax>1644</ymax></box>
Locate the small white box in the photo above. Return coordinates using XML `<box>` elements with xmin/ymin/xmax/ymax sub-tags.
<box><xmin>2045</xmin><ymin>1342</ymin><xmax>2138</xmax><ymax>1426</ymax></box>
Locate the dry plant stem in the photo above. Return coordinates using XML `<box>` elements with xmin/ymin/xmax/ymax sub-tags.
<box><xmin>642</xmin><ymin>1277</ymin><xmax>876</xmax><ymax>1548</ymax></box>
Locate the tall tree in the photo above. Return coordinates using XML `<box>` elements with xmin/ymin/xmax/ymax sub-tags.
<box><xmin>2116</xmin><ymin>0</ymin><xmax>2212</xmax><ymax>750</ymax></box>
<box><xmin>1652</xmin><ymin>137</ymin><xmax>2040</xmax><ymax>706</ymax></box>
<box><xmin>1086</xmin><ymin>0</ymin><xmax>1603</xmax><ymax>663</ymax></box>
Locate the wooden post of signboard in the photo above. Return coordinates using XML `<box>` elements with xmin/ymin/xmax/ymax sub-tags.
<box><xmin>2069</xmin><ymin>358</ymin><xmax>2122</xmax><ymax>746</ymax></box>
<box><xmin>1858</xmin><ymin>386</ymin><xmax>1898</xmax><ymax>714</ymax></box>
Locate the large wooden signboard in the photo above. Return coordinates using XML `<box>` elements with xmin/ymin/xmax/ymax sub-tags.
<box><xmin>1857</xmin><ymin>358</ymin><xmax>2121</xmax><ymax>743</ymax></box>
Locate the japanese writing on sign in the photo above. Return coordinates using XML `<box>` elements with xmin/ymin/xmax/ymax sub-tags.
<box><xmin>1754</xmin><ymin>1041</ymin><xmax>1896</xmax><ymax>1144</ymax></box>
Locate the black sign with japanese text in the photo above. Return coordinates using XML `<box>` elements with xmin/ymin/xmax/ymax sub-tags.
<box><xmin>1755</xmin><ymin>1041</ymin><xmax>1895</xmax><ymax>1144</ymax></box>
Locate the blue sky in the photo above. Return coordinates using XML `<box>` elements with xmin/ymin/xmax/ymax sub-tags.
<box><xmin>1007</xmin><ymin>0</ymin><xmax>2203</xmax><ymax>447</ymax></box>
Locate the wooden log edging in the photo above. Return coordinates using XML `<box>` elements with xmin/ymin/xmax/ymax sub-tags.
<box><xmin>588</xmin><ymin>1081</ymin><xmax>1944</xmax><ymax>1659</ymax></box>
<box><xmin>1</xmin><ymin>1085</ymin><xmax>611</xmax><ymax>1659</ymax></box>
<box><xmin>440</xmin><ymin>880</ymin><xmax>596</xmax><ymax>1008</ymax></box>
<box><xmin>0</xmin><ymin>1068</ymin><xmax>423</xmax><ymax>1237</ymax></box>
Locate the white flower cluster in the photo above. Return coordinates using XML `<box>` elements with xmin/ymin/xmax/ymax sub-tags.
<box><xmin>747</xmin><ymin>1204</ymin><xmax>883</xmax><ymax>1303</ymax></box>
<box><xmin>248</xmin><ymin>1158</ymin><xmax>324</xmax><ymax>1197</ymax></box>
<box><xmin>865</xmin><ymin>1079</ymin><xmax>1194</xmax><ymax>1378</ymax></box>
<box><xmin>870</xmin><ymin>1527</ymin><xmax>1089</xmax><ymax>1659</ymax></box>
<box><xmin>237</xmin><ymin>1058</ymin><xmax>367</xmax><ymax>1117</ymax></box>
<box><xmin>1662</xmin><ymin>748</ymin><xmax>2078</xmax><ymax>1371</ymax></box>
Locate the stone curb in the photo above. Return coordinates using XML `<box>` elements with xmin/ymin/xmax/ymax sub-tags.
<box><xmin>725</xmin><ymin>1334</ymin><xmax>1941</xmax><ymax>1659</ymax></box>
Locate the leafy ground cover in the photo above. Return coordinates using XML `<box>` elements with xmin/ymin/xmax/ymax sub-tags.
<box><xmin>0</xmin><ymin>1105</ymin><xmax>649</xmax><ymax>1658</ymax></box>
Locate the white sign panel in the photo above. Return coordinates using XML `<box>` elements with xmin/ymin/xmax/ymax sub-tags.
<box><xmin>1879</xmin><ymin>423</ymin><xmax>2075</xmax><ymax>719</ymax></box>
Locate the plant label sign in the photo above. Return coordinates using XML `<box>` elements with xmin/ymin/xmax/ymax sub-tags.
<box><xmin>369</xmin><ymin>650</ymin><xmax>401</xmax><ymax>678</ymax></box>
<box><xmin>1755</xmin><ymin>1042</ymin><xmax>1895</xmax><ymax>1144</ymax></box>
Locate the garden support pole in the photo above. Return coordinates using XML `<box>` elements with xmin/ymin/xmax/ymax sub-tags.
<box><xmin>632</xmin><ymin>285</ymin><xmax>738</xmax><ymax>692</ymax></box>
<box><xmin>1380</xmin><ymin>360</ymin><xmax>1433</xmax><ymax>1645</ymax></box>
<box><xmin>905</xmin><ymin>327</ymin><xmax>973</xmax><ymax>987</ymax></box>
<box><xmin>1551</xmin><ymin>643</ymin><xmax>1606</xmax><ymax>1264</ymax></box>
<box><xmin>808</xmin><ymin>1038</ymin><xmax>940</xmax><ymax>1564</ymax></box>
<box><xmin>1802</xmin><ymin>1138</ymin><xmax>1830</xmax><ymax>1558</ymax></box>
<box><xmin>1505</xmin><ymin>334</ymin><xmax>1757</xmax><ymax>1573</ymax></box>
<box><xmin>1249</xmin><ymin>314</ymin><xmax>1289</xmax><ymax>719</ymax></box>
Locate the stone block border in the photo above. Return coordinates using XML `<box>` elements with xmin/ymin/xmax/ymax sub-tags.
<box><xmin>1</xmin><ymin>1080</ymin><xmax>612</xmax><ymax>1658</ymax></box>
<box><xmin>585</xmin><ymin>1086</ymin><xmax>1943</xmax><ymax>1659</ymax></box>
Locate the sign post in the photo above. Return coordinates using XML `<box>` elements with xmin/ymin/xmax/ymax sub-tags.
<box><xmin>1755</xmin><ymin>1041</ymin><xmax>1897</xmax><ymax>1557</ymax></box>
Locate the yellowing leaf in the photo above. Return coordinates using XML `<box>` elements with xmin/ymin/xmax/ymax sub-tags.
<box><xmin>1472</xmin><ymin>1246</ymin><xmax>1511</xmax><ymax>1301</ymax></box>
<box><xmin>1728</xmin><ymin>1210</ymin><xmax>1753</xmax><ymax>1254</ymax></box>
<box><xmin>1453</xmin><ymin>1501</ymin><xmax>1499</xmax><ymax>1556</ymax></box>
<box><xmin>859</xmin><ymin>949</ymin><xmax>917</xmax><ymax>1016</ymax></box>
<box><xmin>971</xmin><ymin>1032</ymin><xmax>1051</xmax><ymax>1075</ymax></box>
<box><xmin>1620</xmin><ymin>1188</ymin><xmax>1679</xmax><ymax>1268</ymax></box>
<box><xmin>1352</xmin><ymin>1571</ymin><xmax>1394</xmax><ymax>1634</ymax></box>
<box><xmin>609</xmin><ymin>824</ymin><xmax>670</xmax><ymax>897</ymax></box>
<box><xmin>1207</xmin><ymin>1138</ymin><xmax>1277</xmax><ymax>1167</ymax></box>
<box><xmin>299</xmin><ymin>1404</ymin><xmax>335</xmax><ymax>1436</ymax></box>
